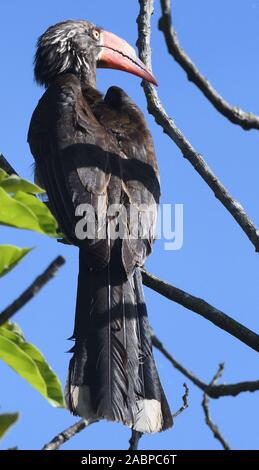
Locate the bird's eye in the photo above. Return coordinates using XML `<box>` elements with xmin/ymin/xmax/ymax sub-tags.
<box><xmin>92</xmin><ymin>29</ymin><xmax>100</xmax><ymax>41</ymax></box>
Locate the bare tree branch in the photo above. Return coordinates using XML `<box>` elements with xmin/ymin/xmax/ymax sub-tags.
<box><xmin>202</xmin><ymin>364</ymin><xmax>231</xmax><ymax>450</ymax></box>
<box><xmin>152</xmin><ymin>334</ymin><xmax>259</xmax><ymax>398</ymax></box>
<box><xmin>159</xmin><ymin>0</ymin><xmax>259</xmax><ymax>131</ymax></box>
<box><xmin>0</xmin><ymin>154</ymin><xmax>17</xmax><ymax>175</ymax></box>
<box><xmin>210</xmin><ymin>363</ymin><xmax>225</xmax><ymax>385</ymax></box>
<box><xmin>136</xmin><ymin>0</ymin><xmax>259</xmax><ymax>252</ymax></box>
<box><xmin>143</xmin><ymin>269</ymin><xmax>259</xmax><ymax>353</ymax></box>
<box><xmin>128</xmin><ymin>430</ymin><xmax>143</xmax><ymax>451</ymax></box>
<box><xmin>202</xmin><ymin>393</ymin><xmax>230</xmax><ymax>449</ymax></box>
<box><xmin>42</xmin><ymin>418</ymin><xmax>97</xmax><ymax>450</ymax></box>
<box><xmin>0</xmin><ymin>256</ymin><xmax>65</xmax><ymax>326</ymax></box>
<box><xmin>173</xmin><ymin>383</ymin><xmax>189</xmax><ymax>418</ymax></box>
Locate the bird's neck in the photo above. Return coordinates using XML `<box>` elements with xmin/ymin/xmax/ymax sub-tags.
<box><xmin>79</xmin><ymin>68</ymin><xmax>96</xmax><ymax>88</ymax></box>
<box><xmin>74</xmin><ymin>54</ymin><xmax>97</xmax><ymax>88</ymax></box>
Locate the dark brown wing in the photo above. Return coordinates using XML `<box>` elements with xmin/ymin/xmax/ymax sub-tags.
<box><xmin>88</xmin><ymin>85</ymin><xmax>160</xmax><ymax>273</ymax></box>
<box><xmin>28</xmin><ymin>76</ymin><xmax>160</xmax><ymax>273</ymax></box>
<box><xmin>28</xmin><ymin>74</ymin><xmax>114</xmax><ymax>269</ymax></box>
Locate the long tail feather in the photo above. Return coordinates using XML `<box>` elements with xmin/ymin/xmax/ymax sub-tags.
<box><xmin>65</xmin><ymin>248</ymin><xmax>173</xmax><ymax>432</ymax></box>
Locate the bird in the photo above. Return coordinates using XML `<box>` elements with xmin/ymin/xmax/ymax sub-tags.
<box><xmin>28</xmin><ymin>19</ymin><xmax>173</xmax><ymax>433</ymax></box>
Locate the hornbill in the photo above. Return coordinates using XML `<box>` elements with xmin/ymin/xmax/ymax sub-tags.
<box><xmin>28</xmin><ymin>20</ymin><xmax>173</xmax><ymax>433</ymax></box>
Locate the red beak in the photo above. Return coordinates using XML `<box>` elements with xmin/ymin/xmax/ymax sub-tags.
<box><xmin>97</xmin><ymin>30</ymin><xmax>157</xmax><ymax>86</ymax></box>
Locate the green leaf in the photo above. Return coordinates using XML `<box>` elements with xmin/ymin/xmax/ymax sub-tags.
<box><xmin>0</xmin><ymin>173</ymin><xmax>45</xmax><ymax>194</ymax></box>
<box><xmin>0</xmin><ymin>168</ymin><xmax>44</xmax><ymax>194</ymax></box>
<box><xmin>0</xmin><ymin>323</ymin><xmax>65</xmax><ymax>408</ymax></box>
<box><xmin>0</xmin><ymin>245</ymin><xmax>32</xmax><ymax>277</ymax></box>
<box><xmin>14</xmin><ymin>192</ymin><xmax>57</xmax><ymax>236</ymax></box>
<box><xmin>3</xmin><ymin>322</ymin><xmax>24</xmax><ymax>337</ymax></box>
<box><xmin>0</xmin><ymin>413</ymin><xmax>19</xmax><ymax>440</ymax></box>
<box><xmin>0</xmin><ymin>168</ymin><xmax>7</xmax><ymax>183</ymax></box>
<box><xmin>0</xmin><ymin>187</ymin><xmax>43</xmax><ymax>232</ymax></box>
<box><xmin>0</xmin><ymin>188</ymin><xmax>57</xmax><ymax>236</ymax></box>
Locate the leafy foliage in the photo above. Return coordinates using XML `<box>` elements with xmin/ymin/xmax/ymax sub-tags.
<box><xmin>0</xmin><ymin>245</ymin><xmax>32</xmax><ymax>277</ymax></box>
<box><xmin>0</xmin><ymin>323</ymin><xmax>65</xmax><ymax>408</ymax></box>
<box><xmin>0</xmin><ymin>168</ymin><xmax>64</xmax><ymax>422</ymax></box>
<box><xmin>0</xmin><ymin>413</ymin><xmax>19</xmax><ymax>440</ymax></box>
<box><xmin>0</xmin><ymin>168</ymin><xmax>44</xmax><ymax>194</ymax></box>
<box><xmin>0</xmin><ymin>188</ymin><xmax>58</xmax><ymax>236</ymax></box>
<box><xmin>0</xmin><ymin>169</ymin><xmax>58</xmax><ymax>236</ymax></box>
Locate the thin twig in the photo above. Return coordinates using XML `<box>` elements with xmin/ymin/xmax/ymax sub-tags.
<box><xmin>152</xmin><ymin>334</ymin><xmax>259</xmax><ymax>398</ymax></box>
<box><xmin>143</xmin><ymin>269</ymin><xmax>259</xmax><ymax>353</ymax></box>
<box><xmin>128</xmin><ymin>430</ymin><xmax>143</xmax><ymax>451</ymax></box>
<box><xmin>210</xmin><ymin>363</ymin><xmax>225</xmax><ymax>385</ymax></box>
<box><xmin>0</xmin><ymin>256</ymin><xmax>65</xmax><ymax>326</ymax></box>
<box><xmin>159</xmin><ymin>0</ymin><xmax>259</xmax><ymax>131</ymax></box>
<box><xmin>42</xmin><ymin>418</ymin><xmax>97</xmax><ymax>450</ymax></box>
<box><xmin>173</xmin><ymin>383</ymin><xmax>189</xmax><ymax>418</ymax></box>
<box><xmin>0</xmin><ymin>154</ymin><xmax>18</xmax><ymax>175</ymax></box>
<box><xmin>137</xmin><ymin>0</ymin><xmax>259</xmax><ymax>252</ymax></box>
<box><xmin>202</xmin><ymin>364</ymin><xmax>231</xmax><ymax>450</ymax></box>
<box><xmin>202</xmin><ymin>393</ymin><xmax>230</xmax><ymax>449</ymax></box>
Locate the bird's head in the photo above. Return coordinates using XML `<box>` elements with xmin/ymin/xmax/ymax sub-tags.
<box><xmin>34</xmin><ymin>19</ymin><xmax>157</xmax><ymax>88</ymax></box>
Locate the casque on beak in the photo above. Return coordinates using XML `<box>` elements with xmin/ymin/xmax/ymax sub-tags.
<box><xmin>97</xmin><ymin>30</ymin><xmax>158</xmax><ymax>86</ymax></box>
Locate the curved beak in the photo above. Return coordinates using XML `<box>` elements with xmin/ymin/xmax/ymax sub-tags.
<box><xmin>97</xmin><ymin>30</ymin><xmax>158</xmax><ymax>86</ymax></box>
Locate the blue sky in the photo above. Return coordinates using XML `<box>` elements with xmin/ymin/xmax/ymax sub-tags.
<box><xmin>1</xmin><ymin>0</ymin><xmax>259</xmax><ymax>450</ymax></box>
